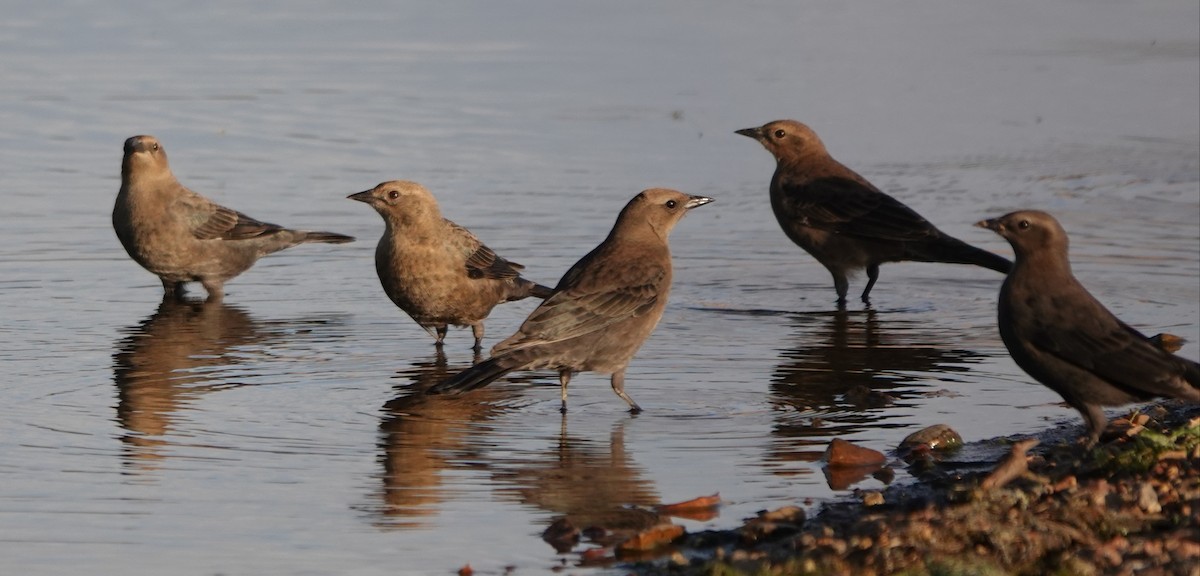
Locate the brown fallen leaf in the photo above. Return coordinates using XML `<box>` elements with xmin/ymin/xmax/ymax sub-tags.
<box><xmin>656</xmin><ymin>493</ymin><xmax>721</xmax><ymax>521</ymax></box>
<box><xmin>1149</xmin><ymin>332</ymin><xmax>1185</xmax><ymax>353</ymax></box>
<box><xmin>616</xmin><ymin>523</ymin><xmax>685</xmax><ymax>552</ymax></box>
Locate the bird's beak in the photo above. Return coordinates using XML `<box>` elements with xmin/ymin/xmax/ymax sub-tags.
<box><xmin>685</xmin><ymin>195</ymin><xmax>714</xmax><ymax>209</ymax></box>
<box><xmin>734</xmin><ymin>127</ymin><xmax>764</xmax><ymax>141</ymax></box>
<box><xmin>975</xmin><ymin>218</ymin><xmax>1001</xmax><ymax>232</ymax></box>
<box><xmin>347</xmin><ymin>190</ymin><xmax>374</xmax><ymax>203</ymax></box>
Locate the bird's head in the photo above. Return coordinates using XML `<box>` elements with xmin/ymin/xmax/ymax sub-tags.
<box><xmin>121</xmin><ymin>135</ymin><xmax>170</xmax><ymax>178</ymax></box>
<box><xmin>735</xmin><ymin>119</ymin><xmax>827</xmax><ymax>162</ymax></box>
<box><xmin>618</xmin><ymin>188</ymin><xmax>713</xmax><ymax>242</ymax></box>
<box><xmin>976</xmin><ymin>210</ymin><xmax>1068</xmax><ymax>258</ymax></box>
<box><xmin>348</xmin><ymin>180</ymin><xmax>442</xmax><ymax>223</ymax></box>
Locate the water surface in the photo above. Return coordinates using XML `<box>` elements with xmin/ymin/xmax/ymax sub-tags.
<box><xmin>1</xmin><ymin>1</ymin><xmax>1197</xmax><ymax>575</ymax></box>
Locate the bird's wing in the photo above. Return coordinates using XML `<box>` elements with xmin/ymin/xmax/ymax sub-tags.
<box><xmin>179</xmin><ymin>190</ymin><xmax>284</xmax><ymax>240</ymax></box>
<box><xmin>447</xmin><ymin>221</ymin><xmax>526</xmax><ymax>280</ymax></box>
<box><xmin>780</xmin><ymin>176</ymin><xmax>939</xmax><ymax>242</ymax></box>
<box><xmin>1028</xmin><ymin>311</ymin><xmax>1189</xmax><ymax>398</ymax></box>
<box><xmin>493</xmin><ymin>264</ymin><xmax>665</xmax><ymax>352</ymax></box>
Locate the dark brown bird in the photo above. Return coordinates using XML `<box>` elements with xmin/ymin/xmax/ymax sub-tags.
<box><xmin>978</xmin><ymin>210</ymin><xmax>1200</xmax><ymax>446</ymax></box>
<box><xmin>736</xmin><ymin>119</ymin><xmax>1011</xmax><ymax>306</ymax></box>
<box><xmin>113</xmin><ymin>135</ymin><xmax>354</xmax><ymax>302</ymax></box>
<box><xmin>349</xmin><ymin>180</ymin><xmax>554</xmax><ymax>350</ymax></box>
<box><xmin>427</xmin><ymin>189</ymin><xmax>713</xmax><ymax>413</ymax></box>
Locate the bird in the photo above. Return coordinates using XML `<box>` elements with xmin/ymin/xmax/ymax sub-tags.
<box><xmin>978</xmin><ymin>210</ymin><xmax>1200</xmax><ymax>446</ymax></box>
<box><xmin>427</xmin><ymin>188</ymin><xmax>713</xmax><ymax>413</ymax></box>
<box><xmin>113</xmin><ymin>135</ymin><xmax>354</xmax><ymax>302</ymax></box>
<box><xmin>736</xmin><ymin>119</ymin><xmax>1011</xmax><ymax>306</ymax></box>
<box><xmin>348</xmin><ymin>180</ymin><xmax>554</xmax><ymax>350</ymax></box>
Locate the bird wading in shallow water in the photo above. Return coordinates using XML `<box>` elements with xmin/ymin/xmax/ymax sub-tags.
<box><xmin>978</xmin><ymin>210</ymin><xmax>1200</xmax><ymax>446</ymax></box>
<box><xmin>736</xmin><ymin>119</ymin><xmax>1011</xmax><ymax>307</ymax></box>
<box><xmin>113</xmin><ymin>135</ymin><xmax>354</xmax><ymax>302</ymax></box>
<box><xmin>427</xmin><ymin>189</ymin><xmax>713</xmax><ymax>413</ymax></box>
<box><xmin>349</xmin><ymin>180</ymin><xmax>554</xmax><ymax>350</ymax></box>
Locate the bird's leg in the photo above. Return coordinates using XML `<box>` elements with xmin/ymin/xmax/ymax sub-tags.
<box><xmin>200</xmin><ymin>279</ymin><xmax>225</xmax><ymax>303</ymax></box>
<box><xmin>610</xmin><ymin>370</ymin><xmax>642</xmax><ymax>414</ymax></box>
<box><xmin>434</xmin><ymin>325</ymin><xmax>448</xmax><ymax>348</ymax></box>
<box><xmin>470</xmin><ymin>323</ymin><xmax>485</xmax><ymax>352</ymax></box>
<box><xmin>558</xmin><ymin>370</ymin><xmax>572</xmax><ymax>414</ymax></box>
<box><xmin>832</xmin><ymin>272</ymin><xmax>849</xmax><ymax>309</ymax></box>
<box><xmin>1080</xmin><ymin>404</ymin><xmax>1108</xmax><ymax>449</ymax></box>
<box><xmin>161</xmin><ymin>279</ymin><xmax>188</xmax><ymax>301</ymax></box>
<box><xmin>860</xmin><ymin>264</ymin><xmax>880</xmax><ymax>304</ymax></box>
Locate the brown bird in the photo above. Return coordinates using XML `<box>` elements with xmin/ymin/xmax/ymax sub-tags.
<box><xmin>349</xmin><ymin>180</ymin><xmax>554</xmax><ymax>350</ymax></box>
<box><xmin>427</xmin><ymin>189</ymin><xmax>713</xmax><ymax>413</ymax></box>
<box><xmin>736</xmin><ymin>119</ymin><xmax>1011</xmax><ymax>306</ymax></box>
<box><xmin>978</xmin><ymin>210</ymin><xmax>1200</xmax><ymax>446</ymax></box>
<box><xmin>113</xmin><ymin>135</ymin><xmax>354</xmax><ymax>302</ymax></box>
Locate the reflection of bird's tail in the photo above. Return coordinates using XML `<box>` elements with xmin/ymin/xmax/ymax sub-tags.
<box><xmin>427</xmin><ymin>354</ymin><xmax>522</xmax><ymax>394</ymax></box>
<box><xmin>917</xmin><ymin>237</ymin><xmax>1012</xmax><ymax>274</ymax></box>
<box><xmin>300</xmin><ymin>231</ymin><xmax>356</xmax><ymax>244</ymax></box>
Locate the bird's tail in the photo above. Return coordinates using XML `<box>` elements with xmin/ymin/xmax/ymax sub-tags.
<box><xmin>427</xmin><ymin>354</ymin><xmax>522</xmax><ymax>395</ymax></box>
<box><xmin>300</xmin><ymin>231</ymin><xmax>356</xmax><ymax>244</ymax></box>
<box><xmin>505</xmin><ymin>278</ymin><xmax>555</xmax><ymax>302</ymax></box>
<box><xmin>1184</xmin><ymin>358</ymin><xmax>1200</xmax><ymax>391</ymax></box>
<box><xmin>914</xmin><ymin>236</ymin><xmax>1012</xmax><ymax>274</ymax></box>
<box><xmin>529</xmin><ymin>282</ymin><xmax>555</xmax><ymax>299</ymax></box>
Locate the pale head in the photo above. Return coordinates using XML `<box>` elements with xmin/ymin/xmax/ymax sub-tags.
<box><xmin>976</xmin><ymin>210</ymin><xmax>1069</xmax><ymax>259</ymax></box>
<box><xmin>615</xmin><ymin>188</ymin><xmax>713</xmax><ymax>242</ymax></box>
<box><xmin>121</xmin><ymin>135</ymin><xmax>171</xmax><ymax>180</ymax></box>
<box><xmin>735</xmin><ymin>119</ymin><xmax>827</xmax><ymax>162</ymax></box>
<box><xmin>348</xmin><ymin>180</ymin><xmax>443</xmax><ymax>223</ymax></box>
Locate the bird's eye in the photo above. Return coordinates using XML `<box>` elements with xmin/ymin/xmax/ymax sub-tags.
<box><xmin>387</xmin><ymin>190</ymin><xmax>400</xmax><ymax>200</ymax></box>
<box><xmin>1018</xmin><ymin>220</ymin><xmax>1030</xmax><ymax>230</ymax></box>
<box><xmin>665</xmin><ymin>200</ymin><xmax>677</xmax><ymax>209</ymax></box>
<box><xmin>151</xmin><ymin>143</ymin><xmax>159</xmax><ymax>151</ymax></box>
<box><xmin>773</xmin><ymin>129</ymin><xmax>786</xmax><ymax>139</ymax></box>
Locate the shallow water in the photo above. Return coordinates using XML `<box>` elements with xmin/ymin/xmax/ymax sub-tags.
<box><xmin>1</xmin><ymin>1</ymin><xmax>1197</xmax><ymax>574</ymax></box>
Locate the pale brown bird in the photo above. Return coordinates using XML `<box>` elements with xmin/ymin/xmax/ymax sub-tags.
<box><xmin>736</xmin><ymin>119</ymin><xmax>1011</xmax><ymax>306</ymax></box>
<box><xmin>113</xmin><ymin>135</ymin><xmax>354</xmax><ymax>301</ymax></box>
<box><xmin>349</xmin><ymin>180</ymin><xmax>553</xmax><ymax>349</ymax></box>
<box><xmin>427</xmin><ymin>189</ymin><xmax>713</xmax><ymax>413</ymax></box>
<box><xmin>978</xmin><ymin>210</ymin><xmax>1200</xmax><ymax>445</ymax></box>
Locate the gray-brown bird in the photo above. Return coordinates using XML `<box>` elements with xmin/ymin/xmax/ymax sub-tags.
<box><xmin>978</xmin><ymin>210</ymin><xmax>1200</xmax><ymax>446</ymax></box>
<box><xmin>736</xmin><ymin>120</ymin><xmax>1011</xmax><ymax>306</ymax></box>
<box><xmin>349</xmin><ymin>180</ymin><xmax>554</xmax><ymax>350</ymax></box>
<box><xmin>427</xmin><ymin>189</ymin><xmax>713</xmax><ymax>413</ymax></box>
<box><xmin>113</xmin><ymin>135</ymin><xmax>354</xmax><ymax>302</ymax></box>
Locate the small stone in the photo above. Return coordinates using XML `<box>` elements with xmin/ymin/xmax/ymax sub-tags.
<box><xmin>899</xmin><ymin>424</ymin><xmax>963</xmax><ymax>455</ymax></box>
<box><xmin>862</xmin><ymin>491</ymin><xmax>885</xmax><ymax>507</ymax></box>
<box><xmin>758</xmin><ymin>506</ymin><xmax>806</xmax><ymax>525</ymax></box>
<box><xmin>1137</xmin><ymin>483</ymin><xmax>1162</xmax><ymax>514</ymax></box>
<box><xmin>825</xmin><ymin>438</ymin><xmax>887</xmax><ymax>467</ymax></box>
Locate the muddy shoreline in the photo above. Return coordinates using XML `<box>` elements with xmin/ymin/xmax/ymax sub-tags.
<box><xmin>583</xmin><ymin>402</ymin><xmax>1200</xmax><ymax>576</ymax></box>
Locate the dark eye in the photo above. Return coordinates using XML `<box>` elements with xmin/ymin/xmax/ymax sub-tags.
<box><xmin>1018</xmin><ymin>220</ymin><xmax>1030</xmax><ymax>230</ymax></box>
<box><xmin>773</xmin><ymin>129</ymin><xmax>786</xmax><ymax>139</ymax></box>
<box><xmin>665</xmin><ymin>199</ymin><xmax>677</xmax><ymax>209</ymax></box>
<box><xmin>387</xmin><ymin>190</ymin><xmax>400</xmax><ymax>200</ymax></box>
<box><xmin>151</xmin><ymin>143</ymin><xmax>159</xmax><ymax>151</ymax></box>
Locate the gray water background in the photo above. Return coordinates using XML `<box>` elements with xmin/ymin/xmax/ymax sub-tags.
<box><xmin>1</xmin><ymin>1</ymin><xmax>1197</xmax><ymax>574</ymax></box>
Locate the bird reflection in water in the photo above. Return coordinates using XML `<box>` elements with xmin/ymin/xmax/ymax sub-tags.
<box><xmin>491</xmin><ymin>418</ymin><xmax>661</xmax><ymax>554</ymax></box>
<box><xmin>769</xmin><ymin>309</ymin><xmax>983</xmax><ymax>463</ymax></box>
<box><xmin>373</xmin><ymin>353</ymin><xmax>518</xmax><ymax>529</ymax></box>
<box><xmin>112</xmin><ymin>298</ymin><xmax>278</xmax><ymax>473</ymax></box>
